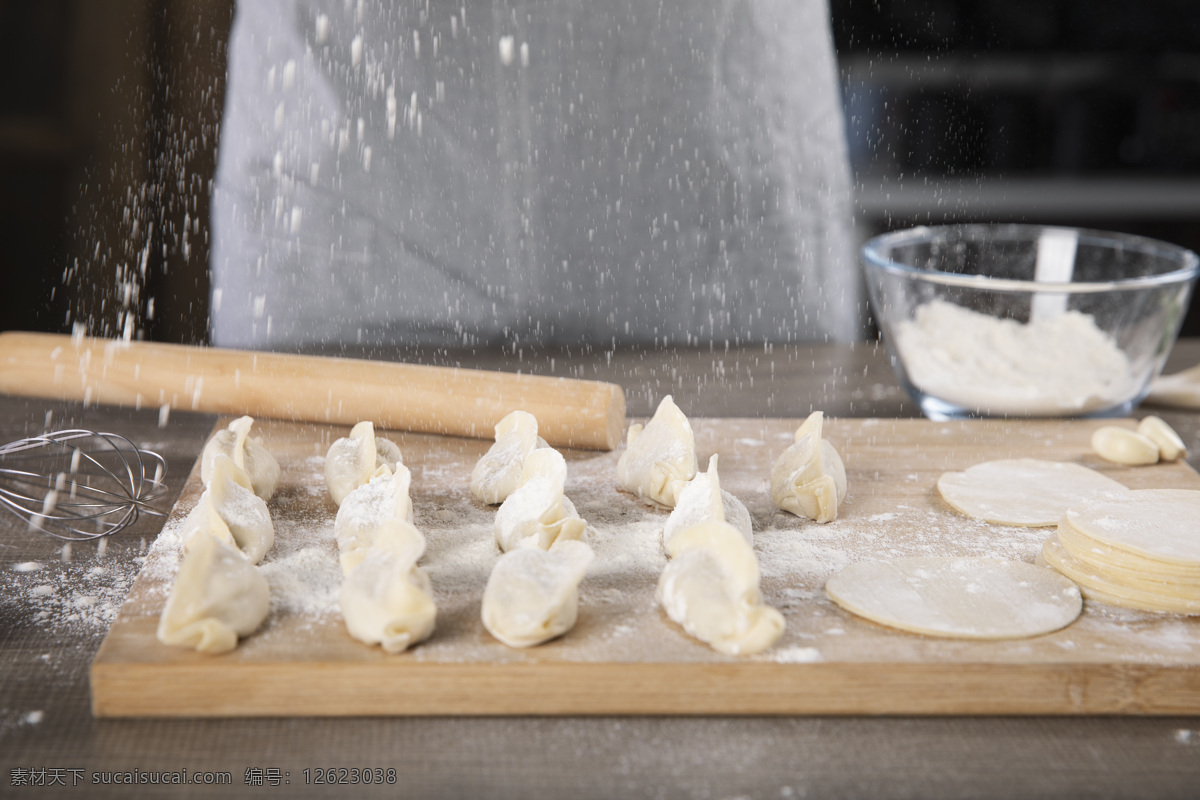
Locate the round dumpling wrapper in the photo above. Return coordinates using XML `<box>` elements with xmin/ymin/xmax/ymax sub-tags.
<box><xmin>1041</xmin><ymin>536</ymin><xmax>1200</xmax><ymax>615</ymax></box>
<box><xmin>1064</xmin><ymin>489</ymin><xmax>1200</xmax><ymax>566</ymax></box>
<box><xmin>826</xmin><ymin>556</ymin><xmax>1082</xmax><ymax>639</ymax></box>
<box><xmin>937</xmin><ymin>458</ymin><xmax>1126</xmax><ymax>527</ymax></box>
<box><xmin>1056</xmin><ymin>517</ymin><xmax>1200</xmax><ymax>582</ymax></box>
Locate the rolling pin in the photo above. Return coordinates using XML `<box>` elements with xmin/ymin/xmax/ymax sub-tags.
<box><xmin>0</xmin><ymin>331</ymin><xmax>626</xmax><ymax>451</ymax></box>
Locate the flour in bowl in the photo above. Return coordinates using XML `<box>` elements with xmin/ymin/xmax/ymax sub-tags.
<box><xmin>894</xmin><ymin>299</ymin><xmax>1137</xmax><ymax>415</ymax></box>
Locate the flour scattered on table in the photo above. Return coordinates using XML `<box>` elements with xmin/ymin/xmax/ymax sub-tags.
<box><xmin>772</xmin><ymin>645</ymin><xmax>822</xmax><ymax>663</ymax></box>
<box><xmin>1</xmin><ymin>549</ymin><xmax>143</xmax><ymax>634</ymax></box>
<box><xmin>258</xmin><ymin>526</ymin><xmax>341</xmax><ymax>619</ymax></box>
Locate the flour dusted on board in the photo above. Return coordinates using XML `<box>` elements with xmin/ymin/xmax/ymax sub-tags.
<box><xmin>894</xmin><ymin>300</ymin><xmax>1137</xmax><ymax>415</ymax></box>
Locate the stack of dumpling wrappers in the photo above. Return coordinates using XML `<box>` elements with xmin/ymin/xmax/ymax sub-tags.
<box><xmin>1041</xmin><ymin>489</ymin><xmax>1200</xmax><ymax>615</ymax></box>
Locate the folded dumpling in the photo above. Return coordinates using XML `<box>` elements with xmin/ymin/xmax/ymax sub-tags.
<box><xmin>616</xmin><ymin>395</ymin><xmax>698</xmax><ymax>508</ymax></box>
<box><xmin>334</xmin><ymin>464</ymin><xmax>419</xmax><ymax>574</ymax></box>
<box><xmin>770</xmin><ymin>411</ymin><xmax>848</xmax><ymax>524</ymax></box>
<box><xmin>325</xmin><ymin>420</ymin><xmax>404</xmax><ymax>506</ymax></box>
<box><xmin>200</xmin><ymin>415</ymin><xmax>280</xmax><ymax>501</ymax></box>
<box><xmin>181</xmin><ymin>454</ymin><xmax>274</xmax><ymax>563</ymax></box>
<box><xmin>157</xmin><ymin>531</ymin><xmax>270</xmax><ymax>654</ymax></box>
<box><xmin>338</xmin><ymin>546</ymin><xmax>437</xmax><ymax>654</ymax></box>
<box><xmin>494</xmin><ymin>448</ymin><xmax>586</xmax><ymax>552</ymax></box>
<box><xmin>663</xmin><ymin>454</ymin><xmax>753</xmax><ymax>551</ymax></box>
<box><xmin>470</xmin><ymin>410</ymin><xmax>549</xmax><ymax>504</ymax></box>
<box><xmin>657</xmin><ymin>521</ymin><xmax>785</xmax><ymax>656</ymax></box>
<box><xmin>481</xmin><ymin>539</ymin><xmax>594</xmax><ymax>648</ymax></box>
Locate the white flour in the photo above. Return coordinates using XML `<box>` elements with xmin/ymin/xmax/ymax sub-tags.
<box><xmin>2</xmin><ymin>547</ymin><xmax>145</xmax><ymax>634</ymax></box>
<box><xmin>894</xmin><ymin>299</ymin><xmax>1137</xmax><ymax>415</ymax></box>
<box><xmin>773</xmin><ymin>645</ymin><xmax>822</xmax><ymax>663</ymax></box>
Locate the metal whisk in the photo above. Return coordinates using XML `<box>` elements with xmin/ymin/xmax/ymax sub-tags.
<box><xmin>0</xmin><ymin>429</ymin><xmax>168</xmax><ymax>540</ymax></box>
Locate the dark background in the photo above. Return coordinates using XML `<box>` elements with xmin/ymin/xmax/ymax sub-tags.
<box><xmin>0</xmin><ymin>0</ymin><xmax>231</xmax><ymax>344</ymax></box>
<box><xmin>3</xmin><ymin>0</ymin><xmax>1199</xmax><ymax>342</ymax></box>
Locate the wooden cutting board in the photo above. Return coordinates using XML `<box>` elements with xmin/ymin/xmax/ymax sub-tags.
<box><xmin>91</xmin><ymin>417</ymin><xmax>1200</xmax><ymax>717</ymax></box>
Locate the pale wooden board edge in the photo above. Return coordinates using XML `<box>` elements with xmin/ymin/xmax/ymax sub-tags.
<box><xmin>91</xmin><ymin>660</ymin><xmax>1200</xmax><ymax>717</ymax></box>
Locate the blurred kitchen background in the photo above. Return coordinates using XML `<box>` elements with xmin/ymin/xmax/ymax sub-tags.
<box><xmin>4</xmin><ymin>0</ymin><xmax>1200</xmax><ymax>342</ymax></box>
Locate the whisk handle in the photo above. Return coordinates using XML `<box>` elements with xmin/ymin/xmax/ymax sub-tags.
<box><xmin>0</xmin><ymin>332</ymin><xmax>626</xmax><ymax>451</ymax></box>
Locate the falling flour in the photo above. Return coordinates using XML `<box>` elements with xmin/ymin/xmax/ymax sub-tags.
<box><xmin>894</xmin><ymin>300</ymin><xmax>1137</xmax><ymax>415</ymax></box>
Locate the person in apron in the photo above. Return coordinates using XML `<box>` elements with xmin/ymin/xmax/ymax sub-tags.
<box><xmin>211</xmin><ymin>0</ymin><xmax>860</xmax><ymax>349</ymax></box>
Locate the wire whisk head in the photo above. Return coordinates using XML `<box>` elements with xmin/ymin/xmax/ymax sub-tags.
<box><xmin>0</xmin><ymin>429</ymin><xmax>169</xmax><ymax>540</ymax></box>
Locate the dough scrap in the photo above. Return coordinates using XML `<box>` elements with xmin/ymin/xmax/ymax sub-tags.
<box><xmin>1091</xmin><ymin>426</ymin><xmax>1159</xmax><ymax>466</ymax></box>
<box><xmin>470</xmin><ymin>410</ymin><xmax>549</xmax><ymax>505</ymax></box>
<box><xmin>616</xmin><ymin>395</ymin><xmax>697</xmax><ymax>508</ymax></box>
<box><xmin>157</xmin><ymin>531</ymin><xmax>270</xmax><ymax>654</ymax></box>
<box><xmin>325</xmin><ymin>421</ymin><xmax>403</xmax><ymax>506</ymax></box>
<box><xmin>1137</xmin><ymin>416</ymin><xmax>1186</xmax><ymax>461</ymax></box>
<box><xmin>657</xmin><ymin>521</ymin><xmax>785</xmax><ymax>656</ymax></box>
<box><xmin>663</xmin><ymin>454</ymin><xmax>753</xmax><ymax>551</ymax></box>
<box><xmin>770</xmin><ymin>411</ymin><xmax>847</xmax><ymax>524</ymax></box>
<box><xmin>825</xmin><ymin>556</ymin><xmax>1082</xmax><ymax>639</ymax></box>
<box><xmin>481</xmin><ymin>539</ymin><xmax>594</xmax><ymax>648</ymax></box>
<box><xmin>937</xmin><ymin>458</ymin><xmax>1126</xmax><ymax>527</ymax></box>
<box><xmin>200</xmin><ymin>415</ymin><xmax>281</xmax><ymax>500</ymax></box>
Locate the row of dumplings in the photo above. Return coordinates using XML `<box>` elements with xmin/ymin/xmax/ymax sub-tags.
<box><xmin>329</xmin><ymin>422</ymin><xmax>436</xmax><ymax>654</ymax></box>
<box><xmin>334</xmin><ymin>417</ymin><xmax>597</xmax><ymax>651</ymax></box>
<box><xmin>469</xmin><ymin>396</ymin><xmax>850</xmax><ymax>657</ymax></box>
<box><xmin>157</xmin><ymin>417</ymin><xmax>437</xmax><ymax>655</ymax></box>
<box><xmin>471</xmin><ymin>411</ymin><xmax>594</xmax><ymax>647</ymax></box>
<box><xmin>157</xmin><ymin>396</ymin><xmax>851</xmax><ymax>658</ymax></box>
<box><xmin>613</xmin><ymin>396</ymin><xmax>849</xmax><ymax>655</ymax></box>
<box><xmin>156</xmin><ymin>417</ymin><xmax>279</xmax><ymax>653</ymax></box>
<box><xmin>156</xmin><ymin>414</ymin><xmax>595</xmax><ymax>655</ymax></box>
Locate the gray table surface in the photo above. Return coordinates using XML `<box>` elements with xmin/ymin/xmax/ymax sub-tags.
<box><xmin>3</xmin><ymin>340</ymin><xmax>1199</xmax><ymax>800</ymax></box>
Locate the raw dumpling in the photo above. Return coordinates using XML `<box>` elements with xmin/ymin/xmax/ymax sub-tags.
<box><xmin>616</xmin><ymin>395</ymin><xmax>698</xmax><ymax>508</ymax></box>
<box><xmin>470</xmin><ymin>410</ymin><xmax>548</xmax><ymax>504</ymax></box>
<box><xmin>181</xmin><ymin>454</ymin><xmax>275</xmax><ymax>563</ymax></box>
<box><xmin>334</xmin><ymin>464</ymin><xmax>419</xmax><ymax>574</ymax></box>
<box><xmin>494</xmin><ymin>448</ymin><xmax>586</xmax><ymax>552</ymax></box>
<box><xmin>199</xmin><ymin>415</ymin><xmax>280</xmax><ymax>500</ymax></box>
<box><xmin>657</xmin><ymin>520</ymin><xmax>785</xmax><ymax>656</ymax></box>
<box><xmin>336</xmin><ymin>516</ymin><xmax>425</xmax><ymax>577</ymax></box>
<box><xmin>770</xmin><ymin>411</ymin><xmax>848</xmax><ymax>524</ymax></box>
<box><xmin>481</xmin><ymin>539</ymin><xmax>594</xmax><ymax>648</ymax></box>
<box><xmin>663</xmin><ymin>454</ymin><xmax>753</xmax><ymax>550</ymax></box>
<box><xmin>338</xmin><ymin>546</ymin><xmax>437</xmax><ymax>654</ymax></box>
<box><xmin>325</xmin><ymin>420</ymin><xmax>404</xmax><ymax>506</ymax></box>
<box><xmin>156</xmin><ymin>531</ymin><xmax>270</xmax><ymax>654</ymax></box>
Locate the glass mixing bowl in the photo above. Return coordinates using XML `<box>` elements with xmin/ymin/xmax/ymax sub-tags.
<box><xmin>862</xmin><ymin>224</ymin><xmax>1199</xmax><ymax>420</ymax></box>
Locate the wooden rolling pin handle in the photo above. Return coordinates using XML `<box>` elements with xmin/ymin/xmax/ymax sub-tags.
<box><xmin>0</xmin><ymin>332</ymin><xmax>626</xmax><ymax>451</ymax></box>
